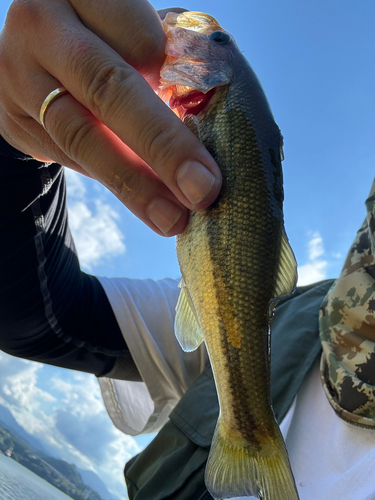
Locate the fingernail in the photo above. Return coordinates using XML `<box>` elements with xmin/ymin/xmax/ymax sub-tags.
<box><xmin>148</xmin><ymin>198</ymin><xmax>184</xmax><ymax>235</ymax></box>
<box><xmin>176</xmin><ymin>160</ymin><xmax>216</xmax><ymax>205</ymax></box>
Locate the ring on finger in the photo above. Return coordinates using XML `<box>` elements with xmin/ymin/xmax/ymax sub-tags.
<box><xmin>39</xmin><ymin>87</ymin><xmax>69</xmax><ymax>129</ymax></box>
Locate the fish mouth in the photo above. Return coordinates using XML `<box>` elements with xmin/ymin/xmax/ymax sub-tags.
<box><xmin>158</xmin><ymin>11</ymin><xmax>228</xmax><ymax>121</ymax></box>
<box><xmin>162</xmin><ymin>86</ymin><xmax>217</xmax><ymax>120</ymax></box>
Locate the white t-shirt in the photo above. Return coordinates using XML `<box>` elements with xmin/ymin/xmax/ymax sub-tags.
<box><xmin>98</xmin><ymin>276</ymin><xmax>375</xmax><ymax>500</ymax></box>
<box><xmin>97</xmin><ymin>276</ymin><xmax>207</xmax><ymax>435</ymax></box>
<box><xmin>232</xmin><ymin>360</ymin><xmax>375</xmax><ymax>500</ymax></box>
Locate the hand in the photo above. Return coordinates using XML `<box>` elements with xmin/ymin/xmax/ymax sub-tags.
<box><xmin>0</xmin><ymin>0</ymin><xmax>222</xmax><ymax>236</ymax></box>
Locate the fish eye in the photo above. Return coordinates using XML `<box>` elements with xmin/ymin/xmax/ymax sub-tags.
<box><xmin>209</xmin><ymin>31</ymin><xmax>231</xmax><ymax>44</ymax></box>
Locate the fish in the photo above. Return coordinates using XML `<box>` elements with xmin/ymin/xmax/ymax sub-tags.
<box><xmin>159</xmin><ymin>11</ymin><xmax>299</xmax><ymax>500</ymax></box>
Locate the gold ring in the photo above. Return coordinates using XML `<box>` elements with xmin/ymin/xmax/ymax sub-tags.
<box><xmin>39</xmin><ymin>87</ymin><xmax>69</xmax><ymax>129</ymax></box>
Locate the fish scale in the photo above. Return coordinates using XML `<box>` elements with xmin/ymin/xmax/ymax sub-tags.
<box><xmin>160</xmin><ymin>11</ymin><xmax>299</xmax><ymax>500</ymax></box>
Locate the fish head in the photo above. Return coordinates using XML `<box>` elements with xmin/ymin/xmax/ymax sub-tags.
<box><xmin>159</xmin><ymin>11</ymin><xmax>240</xmax><ymax>120</ymax></box>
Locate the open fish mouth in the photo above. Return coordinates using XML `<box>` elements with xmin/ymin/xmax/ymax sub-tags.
<box><xmin>158</xmin><ymin>11</ymin><xmax>233</xmax><ymax>121</ymax></box>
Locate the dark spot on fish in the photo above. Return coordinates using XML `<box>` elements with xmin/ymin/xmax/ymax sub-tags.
<box><xmin>368</xmin><ymin>299</ymin><xmax>375</xmax><ymax>313</ymax></box>
<box><xmin>220</xmin><ymin>323</ymin><xmax>263</xmax><ymax>448</ymax></box>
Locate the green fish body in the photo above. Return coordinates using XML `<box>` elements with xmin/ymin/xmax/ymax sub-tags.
<box><xmin>160</xmin><ymin>12</ymin><xmax>299</xmax><ymax>500</ymax></box>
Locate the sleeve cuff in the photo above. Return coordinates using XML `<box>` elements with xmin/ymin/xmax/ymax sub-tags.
<box><xmin>0</xmin><ymin>134</ymin><xmax>35</xmax><ymax>160</ymax></box>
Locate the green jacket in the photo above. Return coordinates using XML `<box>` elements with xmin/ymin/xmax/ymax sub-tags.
<box><xmin>125</xmin><ymin>279</ymin><xmax>334</xmax><ymax>500</ymax></box>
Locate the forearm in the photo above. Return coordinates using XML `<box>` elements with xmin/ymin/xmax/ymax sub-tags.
<box><xmin>0</xmin><ymin>135</ymin><xmax>140</xmax><ymax>380</ymax></box>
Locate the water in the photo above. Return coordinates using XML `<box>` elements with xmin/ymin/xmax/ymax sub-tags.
<box><xmin>0</xmin><ymin>453</ymin><xmax>73</xmax><ymax>500</ymax></box>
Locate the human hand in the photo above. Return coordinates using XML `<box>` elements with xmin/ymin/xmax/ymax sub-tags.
<box><xmin>0</xmin><ymin>0</ymin><xmax>222</xmax><ymax>236</ymax></box>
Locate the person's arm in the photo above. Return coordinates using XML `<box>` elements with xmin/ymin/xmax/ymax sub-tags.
<box><xmin>0</xmin><ymin>135</ymin><xmax>141</xmax><ymax>379</ymax></box>
<box><xmin>0</xmin><ymin>1</ymin><xmax>219</xmax><ymax>385</ymax></box>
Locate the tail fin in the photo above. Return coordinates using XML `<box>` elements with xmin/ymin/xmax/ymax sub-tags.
<box><xmin>205</xmin><ymin>419</ymin><xmax>299</xmax><ymax>500</ymax></box>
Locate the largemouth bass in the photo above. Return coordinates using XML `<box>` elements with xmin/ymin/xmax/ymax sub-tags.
<box><xmin>159</xmin><ymin>12</ymin><xmax>299</xmax><ymax>500</ymax></box>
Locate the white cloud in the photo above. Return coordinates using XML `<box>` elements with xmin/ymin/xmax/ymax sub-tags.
<box><xmin>65</xmin><ymin>169</ymin><xmax>126</xmax><ymax>271</ymax></box>
<box><xmin>68</xmin><ymin>200</ymin><xmax>125</xmax><ymax>270</ymax></box>
<box><xmin>298</xmin><ymin>260</ymin><xmax>328</xmax><ymax>285</ymax></box>
<box><xmin>64</xmin><ymin>168</ymin><xmax>86</xmax><ymax>198</ymax></box>
<box><xmin>0</xmin><ymin>356</ymin><xmax>57</xmax><ymax>437</ymax></box>
<box><xmin>307</xmin><ymin>231</ymin><xmax>324</xmax><ymax>260</ymax></box>
<box><xmin>297</xmin><ymin>231</ymin><xmax>328</xmax><ymax>286</ymax></box>
<box><xmin>0</xmin><ymin>353</ymin><xmax>139</xmax><ymax>499</ymax></box>
<box><xmin>49</xmin><ymin>372</ymin><xmax>139</xmax><ymax>498</ymax></box>
<box><xmin>332</xmin><ymin>252</ymin><xmax>343</xmax><ymax>259</ymax></box>
<box><xmin>51</xmin><ymin>373</ymin><xmax>104</xmax><ymax>418</ymax></box>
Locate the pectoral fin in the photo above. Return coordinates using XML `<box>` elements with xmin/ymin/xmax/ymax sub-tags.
<box><xmin>274</xmin><ymin>229</ymin><xmax>298</xmax><ymax>299</ymax></box>
<box><xmin>174</xmin><ymin>278</ymin><xmax>204</xmax><ymax>352</ymax></box>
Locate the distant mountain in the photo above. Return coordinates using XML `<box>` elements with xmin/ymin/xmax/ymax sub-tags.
<box><xmin>0</xmin><ymin>423</ymin><xmax>103</xmax><ymax>500</ymax></box>
<box><xmin>78</xmin><ymin>468</ymin><xmax>121</xmax><ymax>500</ymax></box>
<box><xmin>0</xmin><ymin>404</ymin><xmax>53</xmax><ymax>456</ymax></box>
<box><xmin>0</xmin><ymin>405</ymin><xmax>122</xmax><ymax>500</ymax></box>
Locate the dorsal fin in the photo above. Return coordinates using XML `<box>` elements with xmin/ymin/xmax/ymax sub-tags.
<box><xmin>274</xmin><ymin>229</ymin><xmax>298</xmax><ymax>299</ymax></box>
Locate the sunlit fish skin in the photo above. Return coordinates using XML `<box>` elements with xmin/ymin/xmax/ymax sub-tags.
<box><xmin>159</xmin><ymin>12</ymin><xmax>299</xmax><ymax>500</ymax></box>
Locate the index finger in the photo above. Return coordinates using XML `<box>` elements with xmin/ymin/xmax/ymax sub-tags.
<box><xmin>70</xmin><ymin>0</ymin><xmax>170</xmax><ymax>89</ymax></box>
<box><xmin>38</xmin><ymin>0</ymin><xmax>222</xmax><ymax>212</ymax></box>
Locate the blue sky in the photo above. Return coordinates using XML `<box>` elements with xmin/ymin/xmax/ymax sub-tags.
<box><xmin>1</xmin><ymin>1</ymin><xmax>375</xmax><ymax>499</ymax></box>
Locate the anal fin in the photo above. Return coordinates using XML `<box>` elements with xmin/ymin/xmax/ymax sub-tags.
<box><xmin>174</xmin><ymin>278</ymin><xmax>204</xmax><ymax>352</ymax></box>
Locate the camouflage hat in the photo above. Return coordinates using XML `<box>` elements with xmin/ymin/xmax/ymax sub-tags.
<box><xmin>320</xmin><ymin>177</ymin><xmax>375</xmax><ymax>428</ymax></box>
